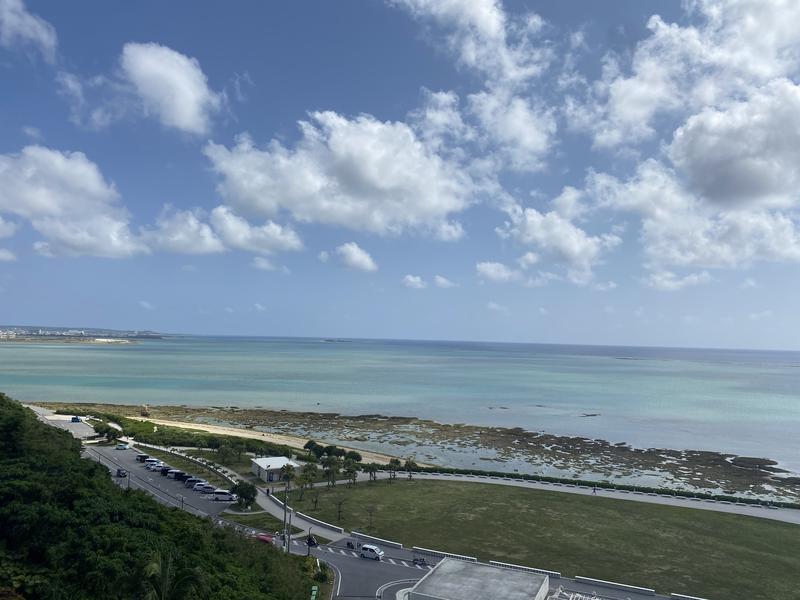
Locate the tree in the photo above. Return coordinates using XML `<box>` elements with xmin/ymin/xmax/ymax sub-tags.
<box><xmin>231</xmin><ymin>480</ymin><xmax>257</xmax><ymax>509</ymax></box>
<box><xmin>343</xmin><ymin>458</ymin><xmax>359</xmax><ymax>487</ymax></box>
<box><xmin>387</xmin><ymin>458</ymin><xmax>401</xmax><ymax>482</ymax></box>
<box><xmin>105</xmin><ymin>427</ymin><xmax>120</xmax><ymax>442</ymax></box>
<box><xmin>365</xmin><ymin>505</ymin><xmax>377</xmax><ymax>530</ymax></box>
<box><xmin>321</xmin><ymin>455</ymin><xmax>341</xmax><ymax>488</ymax></box>
<box><xmin>344</xmin><ymin>450</ymin><xmax>362</xmax><ymax>463</ymax></box>
<box><xmin>298</xmin><ymin>462</ymin><xmax>318</xmax><ymax>500</ymax></box>
<box><xmin>280</xmin><ymin>463</ymin><xmax>296</xmax><ymax>487</ymax></box>
<box><xmin>404</xmin><ymin>458</ymin><xmax>418</xmax><ymax>480</ymax></box>
<box><xmin>217</xmin><ymin>444</ymin><xmax>235</xmax><ymax>465</ymax></box>
<box><xmin>311</xmin><ymin>491</ymin><xmax>320</xmax><ymax>511</ymax></box>
<box><xmin>334</xmin><ymin>497</ymin><xmax>346</xmax><ymax>522</ymax></box>
<box><xmin>143</xmin><ymin>547</ymin><xmax>201</xmax><ymax>600</ymax></box>
<box><xmin>362</xmin><ymin>463</ymin><xmax>379</xmax><ymax>482</ymax></box>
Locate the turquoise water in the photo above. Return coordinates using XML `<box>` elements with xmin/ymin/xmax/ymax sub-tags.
<box><xmin>2</xmin><ymin>337</ymin><xmax>799</xmax><ymax>470</ymax></box>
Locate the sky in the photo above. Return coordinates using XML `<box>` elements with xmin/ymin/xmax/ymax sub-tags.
<box><xmin>1</xmin><ymin>0</ymin><xmax>800</xmax><ymax>350</ymax></box>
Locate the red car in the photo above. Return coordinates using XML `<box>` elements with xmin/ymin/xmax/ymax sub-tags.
<box><xmin>254</xmin><ymin>533</ymin><xmax>275</xmax><ymax>544</ymax></box>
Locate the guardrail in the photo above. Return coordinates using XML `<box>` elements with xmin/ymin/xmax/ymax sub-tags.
<box><xmin>489</xmin><ymin>560</ymin><xmax>560</xmax><ymax>578</ymax></box>
<box><xmin>296</xmin><ymin>512</ymin><xmax>345</xmax><ymax>534</ymax></box>
<box><xmin>574</xmin><ymin>576</ymin><xmax>655</xmax><ymax>596</ymax></box>
<box><xmin>352</xmin><ymin>530</ymin><xmax>403</xmax><ymax>549</ymax></box>
<box><xmin>412</xmin><ymin>546</ymin><xmax>477</xmax><ymax>562</ymax></box>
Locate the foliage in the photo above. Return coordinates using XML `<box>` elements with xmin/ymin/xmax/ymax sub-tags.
<box><xmin>303</xmin><ymin>440</ymin><xmax>360</xmax><ymax>463</ymax></box>
<box><xmin>231</xmin><ymin>480</ymin><xmax>258</xmax><ymax>509</ymax></box>
<box><xmin>0</xmin><ymin>393</ymin><xmax>315</xmax><ymax>600</ymax></box>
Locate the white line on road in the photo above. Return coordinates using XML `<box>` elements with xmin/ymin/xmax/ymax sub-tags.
<box><xmin>387</xmin><ymin>558</ymin><xmax>396</xmax><ymax>564</ymax></box>
<box><xmin>350</xmin><ymin>551</ymin><xmax>358</xmax><ymax>557</ymax></box>
<box><xmin>327</xmin><ymin>547</ymin><xmax>334</xmax><ymax>553</ymax></box>
<box><xmin>401</xmin><ymin>560</ymin><xmax>409</xmax><ymax>567</ymax></box>
<box><xmin>339</xmin><ymin>549</ymin><xmax>347</xmax><ymax>555</ymax></box>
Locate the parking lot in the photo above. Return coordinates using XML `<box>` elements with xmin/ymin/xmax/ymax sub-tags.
<box><xmin>85</xmin><ymin>443</ymin><xmax>233</xmax><ymax>517</ymax></box>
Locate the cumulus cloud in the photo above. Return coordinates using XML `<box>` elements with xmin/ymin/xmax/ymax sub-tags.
<box><xmin>0</xmin><ymin>216</ymin><xmax>17</xmax><ymax>239</ymax></box>
<box><xmin>645</xmin><ymin>270</ymin><xmax>711</xmax><ymax>292</ymax></box>
<box><xmin>516</xmin><ymin>251</ymin><xmax>539</xmax><ymax>269</ymax></box>
<box><xmin>498</xmin><ymin>202</ymin><xmax>620</xmax><ymax>284</ymax></box>
<box><xmin>0</xmin><ymin>248</ymin><xmax>16</xmax><ymax>261</ymax></box>
<box><xmin>318</xmin><ymin>250</ymin><xmax>329</xmax><ymax>263</ymax></box>
<box><xmin>0</xmin><ymin>145</ymin><xmax>146</xmax><ymax>257</ymax></box>
<box><xmin>434</xmin><ymin>274</ymin><xmax>457</xmax><ymax>288</ymax></box>
<box><xmin>402</xmin><ymin>274</ymin><xmax>427</xmax><ymax>288</ymax></box>
<box><xmin>209</xmin><ymin>206</ymin><xmax>302</xmax><ymax>255</ymax></box>
<box><xmin>0</xmin><ymin>0</ymin><xmax>57</xmax><ymax>63</ymax></box>
<box><xmin>390</xmin><ymin>0</ymin><xmax>552</xmax><ymax>87</ymax></box>
<box><xmin>253</xmin><ymin>302</ymin><xmax>267</xmax><ymax>312</ymax></box>
<box><xmin>143</xmin><ymin>206</ymin><xmax>224</xmax><ymax>254</ymax></box>
<box><xmin>476</xmin><ymin>261</ymin><xmax>521</xmax><ymax>283</ymax></box>
<box><xmin>120</xmin><ymin>42</ymin><xmax>222</xmax><ymax>134</ymax></box>
<box><xmin>335</xmin><ymin>242</ymin><xmax>377</xmax><ymax>272</ymax></box>
<box><xmin>204</xmin><ymin>112</ymin><xmax>472</xmax><ymax>239</ymax></box>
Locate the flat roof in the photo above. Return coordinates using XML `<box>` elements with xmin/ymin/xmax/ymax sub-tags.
<box><xmin>411</xmin><ymin>559</ymin><xmax>548</xmax><ymax>600</ymax></box>
<box><xmin>251</xmin><ymin>456</ymin><xmax>299</xmax><ymax>470</ymax></box>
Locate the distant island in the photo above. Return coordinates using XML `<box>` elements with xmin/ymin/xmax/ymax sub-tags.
<box><xmin>0</xmin><ymin>325</ymin><xmax>163</xmax><ymax>344</ymax></box>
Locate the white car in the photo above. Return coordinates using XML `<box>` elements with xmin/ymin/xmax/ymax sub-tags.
<box><xmin>212</xmin><ymin>490</ymin><xmax>238</xmax><ymax>502</ymax></box>
<box><xmin>360</xmin><ymin>544</ymin><xmax>384</xmax><ymax>561</ymax></box>
<box><xmin>192</xmin><ymin>481</ymin><xmax>209</xmax><ymax>492</ymax></box>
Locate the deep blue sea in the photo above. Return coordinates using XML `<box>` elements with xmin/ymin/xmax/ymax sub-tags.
<box><xmin>2</xmin><ymin>336</ymin><xmax>799</xmax><ymax>470</ymax></box>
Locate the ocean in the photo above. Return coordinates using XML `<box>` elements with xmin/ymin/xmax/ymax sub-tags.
<box><xmin>2</xmin><ymin>336</ymin><xmax>799</xmax><ymax>471</ymax></box>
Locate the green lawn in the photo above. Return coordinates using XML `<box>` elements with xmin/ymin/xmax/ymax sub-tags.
<box><xmin>137</xmin><ymin>447</ymin><xmax>229</xmax><ymax>488</ymax></box>
<box><xmin>221</xmin><ymin>510</ymin><xmax>303</xmax><ymax>534</ymax></box>
<box><xmin>286</xmin><ymin>479</ymin><xmax>800</xmax><ymax>599</ymax></box>
<box><xmin>186</xmin><ymin>448</ymin><xmax>254</xmax><ymax>474</ymax></box>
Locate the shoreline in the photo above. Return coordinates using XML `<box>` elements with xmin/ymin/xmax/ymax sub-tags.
<box><xmin>33</xmin><ymin>401</ymin><xmax>800</xmax><ymax>502</ymax></box>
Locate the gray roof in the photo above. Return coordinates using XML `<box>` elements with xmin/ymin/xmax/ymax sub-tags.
<box><xmin>410</xmin><ymin>559</ymin><xmax>548</xmax><ymax>600</ymax></box>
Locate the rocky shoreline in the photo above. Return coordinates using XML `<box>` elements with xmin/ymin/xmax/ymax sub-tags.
<box><xmin>37</xmin><ymin>401</ymin><xmax>800</xmax><ymax>501</ymax></box>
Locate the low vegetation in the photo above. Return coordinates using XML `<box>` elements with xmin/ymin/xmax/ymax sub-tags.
<box><xmin>222</xmin><ymin>511</ymin><xmax>303</xmax><ymax>535</ymax></box>
<box><xmin>286</xmin><ymin>478</ymin><xmax>800</xmax><ymax>598</ymax></box>
<box><xmin>0</xmin><ymin>393</ymin><xmax>319</xmax><ymax>599</ymax></box>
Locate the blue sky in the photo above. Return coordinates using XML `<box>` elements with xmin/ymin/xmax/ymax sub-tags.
<box><xmin>1</xmin><ymin>0</ymin><xmax>800</xmax><ymax>349</ymax></box>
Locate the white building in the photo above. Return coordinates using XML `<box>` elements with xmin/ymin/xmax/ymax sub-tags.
<box><xmin>251</xmin><ymin>456</ymin><xmax>300</xmax><ymax>483</ymax></box>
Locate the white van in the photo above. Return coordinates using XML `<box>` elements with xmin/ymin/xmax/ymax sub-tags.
<box><xmin>360</xmin><ymin>544</ymin><xmax>384</xmax><ymax>561</ymax></box>
<box><xmin>213</xmin><ymin>490</ymin><xmax>238</xmax><ymax>502</ymax></box>
<box><xmin>144</xmin><ymin>458</ymin><xmax>159</xmax><ymax>467</ymax></box>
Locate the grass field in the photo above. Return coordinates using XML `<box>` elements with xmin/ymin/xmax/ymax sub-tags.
<box><xmin>221</xmin><ymin>510</ymin><xmax>303</xmax><ymax>534</ymax></box>
<box><xmin>286</xmin><ymin>479</ymin><xmax>799</xmax><ymax>598</ymax></box>
<box><xmin>136</xmin><ymin>447</ymin><xmax>229</xmax><ymax>488</ymax></box>
<box><xmin>186</xmin><ymin>448</ymin><xmax>254</xmax><ymax>474</ymax></box>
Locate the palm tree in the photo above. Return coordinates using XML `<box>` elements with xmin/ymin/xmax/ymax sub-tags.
<box><xmin>387</xmin><ymin>458</ymin><xmax>401</xmax><ymax>482</ymax></box>
<box><xmin>362</xmin><ymin>462</ymin><xmax>379</xmax><ymax>482</ymax></box>
<box><xmin>404</xmin><ymin>457</ymin><xmax>418</xmax><ymax>480</ymax></box>
<box><xmin>343</xmin><ymin>458</ymin><xmax>359</xmax><ymax>487</ymax></box>
<box><xmin>280</xmin><ymin>463</ymin><xmax>296</xmax><ymax>487</ymax></box>
<box><xmin>143</xmin><ymin>547</ymin><xmax>202</xmax><ymax>600</ymax></box>
<box><xmin>298</xmin><ymin>462</ymin><xmax>318</xmax><ymax>500</ymax></box>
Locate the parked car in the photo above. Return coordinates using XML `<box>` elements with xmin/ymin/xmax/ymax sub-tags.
<box><xmin>184</xmin><ymin>477</ymin><xmax>204</xmax><ymax>488</ymax></box>
<box><xmin>146</xmin><ymin>462</ymin><xmax>163</xmax><ymax>471</ymax></box>
<box><xmin>167</xmin><ymin>469</ymin><xmax>181</xmax><ymax>479</ymax></box>
<box><xmin>116</xmin><ymin>468</ymin><xmax>128</xmax><ymax>478</ymax></box>
<box><xmin>160</xmin><ymin>466</ymin><xmax>172</xmax><ymax>476</ymax></box>
<box><xmin>192</xmin><ymin>481</ymin><xmax>209</xmax><ymax>492</ymax></box>
<box><xmin>212</xmin><ymin>490</ymin><xmax>238</xmax><ymax>502</ymax></box>
<box><xmin>135</xmin><ymin>454</ymin><xmax>149</xmax><ymax>463</ymax></box>
<box><xmin>176</xmin><ymin>472</ymin><xmax>191</xmax><ymax>482</ymax></box>
<box><xmin>198</xmin><ymin>484</ymin><xmax>216</xmax><ymax>494</ymax></box>
<box><xmin>71</xmin><ymin>416</ymin><xmax>81</xmax><ymax>423</ymax></box>
<box><xmin>360</xmin><ymin>544</ymin><xmax>384</xmax><ymax>561</ymax></box>
<box><xmin>144</xmin><ymin>458</ymin><xmax>159</xmax><ymax>468</ymax></box>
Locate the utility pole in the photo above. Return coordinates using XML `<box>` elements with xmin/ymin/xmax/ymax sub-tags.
<box><xmin>307</xmin><ymin>527</ymin><xmax>312</xmax><ymax>557</ymax></box>
<box><xmin>282</xmin><ymin>477</ymin><xmax>289</xmax><ymax>536</ymax></box>
<box><xmin>286</xmin><ymin>511</ymin><xmax>293</xmax><ymax>554</ymax></box>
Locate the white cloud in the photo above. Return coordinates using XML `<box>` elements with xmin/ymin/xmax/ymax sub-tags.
<box><xmin>434</xmin><ymin>274</ymin><xmax>457</xmax><ymax>288</ymax></box>
<box><xmin>251</xmin><ymin>256</ymin><xmax>276</xmax><ymax>271</ymax></box>
<box><xmin>516</xmin><ymin>251</ymin><xmax>539</xmax><ymax>269</ymax></box>
<box><xmin>741</xmin><ymin>277</ymin><xmax>758</xmax><ymax>289</ymax></box>
<box><xmin>335</xmin><ymin>242</ymin><xmax>377</xmax><ymax>272</ymax></box>
<box><xmin>748</xmin><ymin>309</ymin><xmax>773</xmax><ymax>321</ymax></box>
<box><xmin>143</xmin><ymin>206</ymin><xmax>225</xmax><ymax>254</ymax></box>
<box><xmin>138</xmin><ymin>300</ymin><xmax>155</xmax><ymax>310</ymax></box>
<box><xmin>487</xmin><ymin>301</ymin><xmax>508</xmax><ymax>313</ymax></box>
<box><xmin>402</xmin><ymin>274</ymin><xmax>427</xmax><ymax>289</ymax></box>
<box><xmin>668</xmin><ymin>79</ymin><xmax>800</xmax><ymax>209</ymax></box>
<box><xmin>411</xmin><ymin>89</ymin><xmax>473</xmax><ymax>153</ymax></box>
<box><xmin>21</xmin><ymin>125</ymin><xmax>41</xmax><ymax>140</ymax></box>
<box><xmin>390</xmin><ymin>0</ymin><xmax>552</xmax><ymax>87</ymax></box>
<box><xmin>204</xmin><ymin>112</ymin><xmax>472</xmax><ymax>239</ymax></box>
<box><xmin>594</xmin><ymin>281</ymin><xmax>617</xmax><ymax>291</ymax></box>
<box><xmin>253</xmin><ymin>303</ymin><xmax>267</xmax><ymax>312</ymax></box>
<box><xmin>499</xmin><ymin>203</ymin><xmax>621</xmax><ymax>284</ymax></box>
<box><xmin>0</xmin><ymin>0</ymin><xmax>56</xmax><ymax>63</ymax></box>
<box><xmin>318</xmin><ymin>250</ymin><xmax>329</xmax><ymax>263</ymax></box>
<box><xmin>120</xmin><ymin>42</ymin><xmax>221</xmax><ymax>135</ymax></box>
<box><xmin>538</xmin><ymin>307</ymin><xmax>548</xmax><ymax>316</ymax></box>
<box><xmin>468</xmin><ymin>90</ymin><xmax>555</xmax><ymax>171</ymax></box>
<box><xmin>224</xmin><ymin>306</ymin><xmax>235</xmax><ymax>314</ymax></box>
<box><xmin>0</xmin><ymin>216</ymin><xmax>17</xmax><ymax>239</ymax></box>
<box><xmin>210</xmin><ymin>205</ymin><xmax>302</xmax><ymax>255</ymax></box>
<box><xmin>476</xmin><ymin>261</ymin><xmax>521</xmax><ymax>283</ymax></box>
<box><xmin>0</xmin><ymin>248</ymin><xmax>16</xmax><ymax>261</ymax></box>
<box><xmin>0</xmin><ymin>145</ymin><xmax>146</xmax><ymax>258</ymax></box>
<box><xmin>645</xmin><ymin>270</ymin><xmax>711</xmax><ymax>292</ymax></box>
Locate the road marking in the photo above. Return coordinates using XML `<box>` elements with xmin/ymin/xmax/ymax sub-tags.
<box><xmin>416</xmin><ymin>564</ymin><xmax>423</xmax><ymax>570</ymax></box>
<box><xmin>327</xmin><ymin>547</ymin><xmax>334</xmax><ymax>553</ymax></box>
<box><xmin>401</xmin><ymin>560</ymin><xmax>410</xmax><ymax>567</ymax></box>
<box><xmin>350</xmin><ymin>551</ymin><xmax>358</xmax><ymax>557</ymax></box>
<box><xmin>339</xmin><ymin>549</ymin><xmax>347</xmax><ymax>555</ymax></box>
<box><xmin>387</xmin><ymin>558</ymin><xmax>396</xmax><ymax>564</ymax></box>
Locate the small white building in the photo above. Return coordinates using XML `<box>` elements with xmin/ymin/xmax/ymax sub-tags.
<box><xmin>251</xmin><ymin>456</ymin><xmax>300</xmax><ymax>483</ymax></box>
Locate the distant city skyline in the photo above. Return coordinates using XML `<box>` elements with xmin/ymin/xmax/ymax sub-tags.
<box><xmin>2</xmin><ymin>1</ymin><xmax>800</xmax><ymax>350</ymax></box>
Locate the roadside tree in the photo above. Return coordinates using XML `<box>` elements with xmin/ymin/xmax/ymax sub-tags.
<box><xmin>231</xmin><ymin>480</ymin><xmax>257</xmax><ymax>509</ymax></box>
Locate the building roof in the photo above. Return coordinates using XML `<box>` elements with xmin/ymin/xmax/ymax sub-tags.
<box><xmin>410</xmin><ymin>559</ymin><xmax>548</xmax><ymax>600</ymax></box>
<box><xmin>251</xmin><ymin>456</ymin><xmax>299</xmax><ymax>471</ymax></box>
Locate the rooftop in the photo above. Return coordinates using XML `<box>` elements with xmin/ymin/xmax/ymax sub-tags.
<box><xmin>251</xmin><ymin>456</ymin><xmax>299</xmax><ymax>471</ymax></box>
<box><xmin>410</xmin><ymin>558</ymin><xmax>548</xmax><ymax>600</ymax></box>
